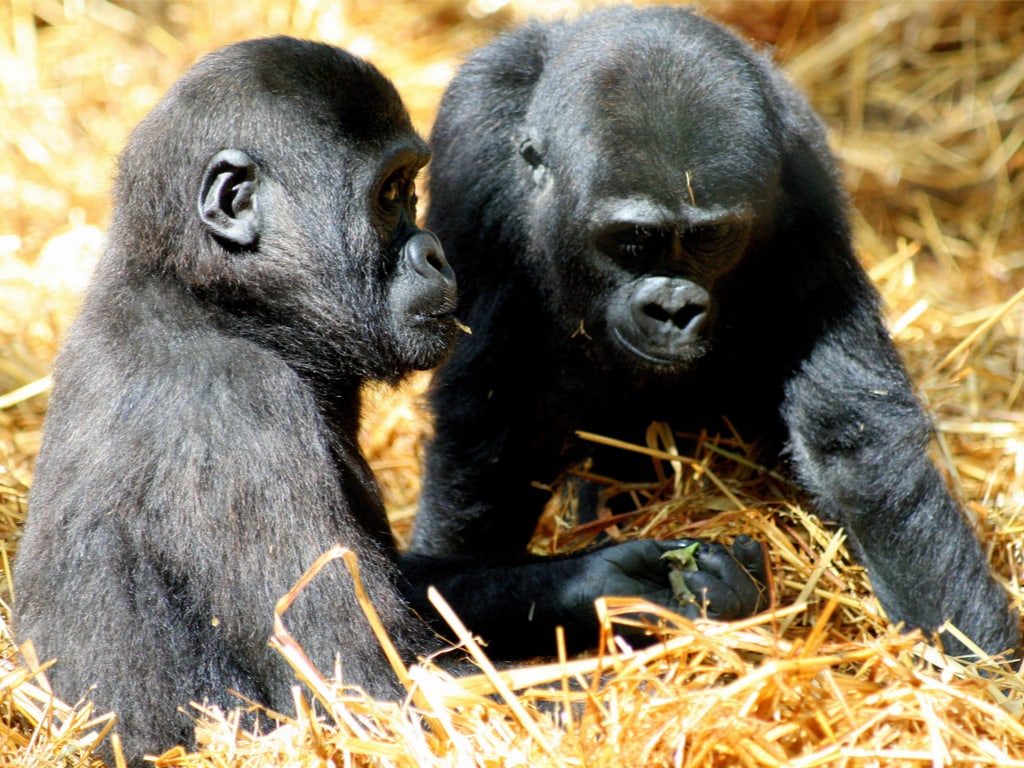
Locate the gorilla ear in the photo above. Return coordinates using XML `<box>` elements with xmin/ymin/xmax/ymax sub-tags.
<box><xmin>518</xmin><ymin>136</ymin><xmax>549</xmax><ymax>187</ymax></box>
<box><xmin>199</xmin><ymin>149</ymin><xmax>260</xmax><ymax>247</ymax></box>
<box><xmin>518</xmin><ymin>137</ymin><xmax>544</xmax><ymax>169</ymax></box>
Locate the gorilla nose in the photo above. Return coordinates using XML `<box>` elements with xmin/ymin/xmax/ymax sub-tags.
<box><xmin>631</xmin><ymin>277</ymin><xmax>709</xmax><ymax>340</ymax></box>
<box><xmin>642</xmin><ymin>301</ymin><xmax>704</xmax><ymax>329</ymax></box>
<box><xmin>405</xmin><ymin>231</ymin><xmax>456</xmax><ymax>285</ymax></box>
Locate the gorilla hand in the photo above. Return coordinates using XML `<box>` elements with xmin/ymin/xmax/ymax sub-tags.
<box><xmin>567</xmin><ymin>535</ymin><xmax>767</xmax><ymax>623</ymax></box>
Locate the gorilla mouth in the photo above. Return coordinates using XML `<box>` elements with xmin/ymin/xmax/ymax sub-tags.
<box><xmin>409</xmin><ymin>295</ymin><xmax>458</xmax><ymax>324</ymax></box>
<box><xmin>418</xmin><ymin>310</ymin><xmax>454</xmax><ymax>321</ymax></box>
<box><xmin>611</xmin><ymin>327</ymin><xmax>698</xmax><ymax>367</ymax></box>
<box><xmin>414</xmin><ymin>307</ymin><xmax>458</xmax><ymax>327</ymax></box>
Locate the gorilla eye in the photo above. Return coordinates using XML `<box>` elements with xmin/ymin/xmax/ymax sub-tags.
<box><xmin>378</xmin><ymin>171</ymin><xmax>418</xmax><ymax>216</ymax></box>
<box><xmin>381</xmin><ymin>176</ymin><xmax>403</xmax><ymax>205</ymax></box>
<box><xmin>383</xmin><ymin>181</ymin><xmax>400</xmax><ymax>202</ymax></box>
<box><xmin>685</xmin><ymin>222</ymin><xmax>734</xmax><ymax>252</ymax></box>
<box><xmin>599</xmin><ymin>224</ymin><xmax>670</xmax><ymax>262</ymax></box>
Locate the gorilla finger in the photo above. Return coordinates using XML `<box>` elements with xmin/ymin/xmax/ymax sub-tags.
<box><xmin>681</xmin><ymin>570</ymin><xmax>744</xmax><ymax>619</ymax></box>
<box><xmin>655</xmin><ymin>539</ymin><xmax>701</xmax><ymax>553</ymax></box>
<box><xmin>732</xmin><ymin>534</ymin><xmax>767</xmax><ymax>580</ymax></box>
<box><xmin>639</xmin><ymin>587</ymin><xmax>694</xmax><ymax>613</ymax></box>
<box><xmin>692</xmin><ymin>543</ymin><xmax>764</xmax><ymax>615</ymax></box>
<box><xmin>728</xmin><ymin>535</ymin><xmax>769</xmax><ymax>611</ymax></box>
<box><xmin>599</xmin><ymin>539</ymin><xmax>684</xmax><ymax>578</ymax></box>
<box><xmin>640</xmin><ymin>589</ymin><xmax>707</xmax><ymax>622</ymax></box>
<box><xmin>689</xmin><ymin>541</ymin><xmax>737</xmax><ymax>574</ymax></box>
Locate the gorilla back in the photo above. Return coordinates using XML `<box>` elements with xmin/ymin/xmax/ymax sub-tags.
<box><xmin>415</xmin><ymin>6</ymin><xmax>1020</xmax><ymax>660</ymax></box>
<box><xmin>13</xmin><ymin>38</ymin><xmax>459</xmax><ymax>765</ymax></box>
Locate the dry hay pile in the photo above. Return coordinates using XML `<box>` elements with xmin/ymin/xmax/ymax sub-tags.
<box><xmin>2</xmin><ymin>1</ymin><xmax>1024</xmax><ymax>766</ymax></box>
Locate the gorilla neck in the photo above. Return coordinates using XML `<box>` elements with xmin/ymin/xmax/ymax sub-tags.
<box><xmin>321</xmin><ymin>394</ymin><xmax>395</xmax><ymax>547</ymax></box>
<box><xmin>87</xmin><ymin>260</ymin><xmax>372</xmax><ymax>423</ymax></box>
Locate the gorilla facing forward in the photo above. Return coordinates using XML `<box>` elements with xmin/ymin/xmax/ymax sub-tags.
<box><xmin>414</xmin><ymin>6</ymin><xmax>1019</xmax><ymax>661</ymax></box>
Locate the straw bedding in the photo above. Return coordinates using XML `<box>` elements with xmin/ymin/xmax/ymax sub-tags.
<box><xmin>2</xmin><ymin>1</ymin><xmax>1023</xmax><ymax>765</ymax></box>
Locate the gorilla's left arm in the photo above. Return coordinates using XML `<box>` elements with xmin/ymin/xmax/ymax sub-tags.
<box><xmin>782</xmin><ymin>303</ymin><xmax>1019</xmax><ymax>659</ymax></box>
<box><xmin>763</xmin><ymin>70</ymin><xmax>1019</xmax><ymax>661</ymax></box>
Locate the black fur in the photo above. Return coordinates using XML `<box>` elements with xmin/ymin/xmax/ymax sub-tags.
<box><xmin>14</xmin><ymin>35</ymin><xmax>764</xmax><ymax>766</ymax></box>
<box><xmin>413</xmin><ymin>7</ymin><xmax>1020</xmax><ymax>661</ymax></box>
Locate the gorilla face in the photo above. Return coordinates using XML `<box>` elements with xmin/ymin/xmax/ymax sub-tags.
<box><xmin>513</xmin><ymin>33</ymin><xmax>780</xmax><ymax>375</ymax></box>
<box><xmin>189</xmin><ymin>85</ymin><xmax>457</xmax><ymax>383</ymax></box>
<box><xmin>520</xmin><ymin>128</ymin><xmax>767</xmax><ymax>375</ymax></box>
<box><xmin>373</xmin><ymin>153</ymin><xmax>459</xmax><ymax>372</ymax></box>
<box><xmin>589</xmin><ymin>198</ymin><xmax>752</xmax><ymax>370</ymax></box>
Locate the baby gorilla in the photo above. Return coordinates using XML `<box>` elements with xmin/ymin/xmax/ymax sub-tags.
<box><xmin>13</xmin><ymin>37</ymin><xmax>765</xmax><ymax>766</ymax></box>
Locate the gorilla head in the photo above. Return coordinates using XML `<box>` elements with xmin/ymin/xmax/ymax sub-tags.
<box><xmin>514</xmin><ymin>9</ymin><xmax>783</xmax><ymax>373</ymax></box>
<box><xmin>114</xmin><ymin>37</ymin><xmax>457</xmax><ymax>382</ymax></box>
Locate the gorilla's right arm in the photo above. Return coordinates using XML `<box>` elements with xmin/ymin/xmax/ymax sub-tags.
<box><xmin>400</xmin><ymin>536</ymin><xmax>766</xmax><ymax>658</ymax></box>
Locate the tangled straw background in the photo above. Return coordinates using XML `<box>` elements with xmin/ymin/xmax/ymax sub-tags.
<box><xmin>2</xmin><ymin>1</ymin><xmax>1024</xmax><ymax>765</ymax></box>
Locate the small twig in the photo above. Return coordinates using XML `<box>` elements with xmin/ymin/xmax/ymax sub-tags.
<box><xmin>0</xmin><ymin>375</ymin><xmax>52</xmax><ymax>410</ymax></box>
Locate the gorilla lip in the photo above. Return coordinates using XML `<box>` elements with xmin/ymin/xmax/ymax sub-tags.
<box><xmin>611</xmin><ymin>326</ymin><xmax>698</xmax><ymax>367</ymax></box>
<box><xmin>416</xmin><ymin>306</ymin><xmax>457</xmax><ymax>323</ymax></box>
<box><xmin>413</xmin><ymin>310</ymin><xmax>460</xmax><ymax>334</ymax></box>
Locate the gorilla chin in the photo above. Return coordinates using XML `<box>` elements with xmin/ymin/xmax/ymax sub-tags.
<box><xmin>397</xmin><ymin>315</ymin><xmax>459</xmax><ymax>371</ymax></box>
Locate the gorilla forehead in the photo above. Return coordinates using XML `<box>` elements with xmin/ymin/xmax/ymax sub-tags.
<box><xmin>527</xmin><ymin>10</ymin><xmax>782</xmax><ymax>207</ymax></box>
<box><xmin>138</xmin><ymin>37</ymin><xmax>420</xmax><ymax>166</ymax></box>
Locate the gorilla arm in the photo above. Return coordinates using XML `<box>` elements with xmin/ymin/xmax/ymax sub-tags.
<box><xmin>399</xmin><ymin>536</ymin><xmax>766</xmax><ymax>658</ymax></box>
<box><xmin>781</xmin><ymin>304</ymin><xmax>1019</xmax><ymax>660</ymax></box>
<box><xmin>767</xmin><ymin>107</ymin><xmax>1019</xmax><ymax>660</ymax></box>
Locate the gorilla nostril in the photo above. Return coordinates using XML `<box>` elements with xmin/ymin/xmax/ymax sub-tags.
<box><xmin>405</xmin><ymin>232</ymin><xmax>454</xmax><ymax>281</ymax></box>
<box><xmin>671</xmin><ymin>305</ymin><xmax>704</xmax><ymax>329</ymax></box>
<box><xmin>643</xmin><ymin>303</ymin><xmax>672</xmax><ymax>322</ymax></box>
<box><xmin>643</xmin><ymin>302</ymin><xmax>704</xmax><ymax>329</ymax></box>
<box><xmin>426</xmin><ymin>251</ymin><xmax>447</xmax><ymax>274</ymax></box>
